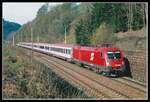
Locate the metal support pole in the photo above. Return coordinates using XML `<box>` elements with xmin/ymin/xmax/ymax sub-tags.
<box><xmin>30</xmin><ymin>23</ymin><xmax>33</xmax><ymax>63</ymax></box>
<box><xmin>65</xmin><ymin>25</ymin><xmax>66</xmax><ymax>44</ymax></box>
<box><xmin>13</xmin><ymin>34</ymin><xmax>14</xmax><ymax>46</ymax></box>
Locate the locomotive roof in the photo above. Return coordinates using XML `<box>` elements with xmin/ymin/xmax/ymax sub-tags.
<box><xmin>73</xmin><ymin>45</ymin><xmax>121</xmax><ymax>51</ymax></box>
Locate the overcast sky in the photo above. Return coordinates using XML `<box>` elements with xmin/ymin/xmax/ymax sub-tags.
<box><xmin>3</xmin><ymin>3</ymin><xmax>63</xmax><ymax>25</ymax></box>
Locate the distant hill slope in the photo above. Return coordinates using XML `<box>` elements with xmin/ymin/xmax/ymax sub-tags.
<box><xmin>3</xmin><ymin>19</ymin><xmax>21</xmax><ymax>40</ymax></box>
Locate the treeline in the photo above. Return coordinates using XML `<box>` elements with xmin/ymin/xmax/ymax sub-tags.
<box><xmin>14</xmin><ymin>3</ymin><xmax>146</xmax><ymax>46</ymax></box>
<box><xmin>3</xmin><ymin>19</ymin><xmax>21</xmax><ymax>40</ymax></box>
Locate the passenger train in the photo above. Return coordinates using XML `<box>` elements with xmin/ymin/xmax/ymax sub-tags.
<box><xmin>17</xmin><ymin>42</ymin><xmax>128</xmax><ymax>77</ymax></box>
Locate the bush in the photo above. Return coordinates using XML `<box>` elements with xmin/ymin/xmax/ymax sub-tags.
<box><xmin>91</xmin><ymin>22</ymin><xmax>116</xmax><ymax>46</ymax></box>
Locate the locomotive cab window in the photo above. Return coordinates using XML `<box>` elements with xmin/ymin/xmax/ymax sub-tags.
<box><xmin>107</xmin><ymin>51</ymin><xmax>121</xmax><ymax>59</ymax></box>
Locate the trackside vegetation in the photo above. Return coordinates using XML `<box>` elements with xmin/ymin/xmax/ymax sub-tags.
<box><xmin>3</xmin><ymin>43</ymin><xmax>88</xmax><ymax>99</ymax></box>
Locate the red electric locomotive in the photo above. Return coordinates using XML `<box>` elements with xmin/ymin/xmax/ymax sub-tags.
<box><xmin>72</xmin><ymin>45</ymin><xmax>126</xmax><ymax>76</ymax></box>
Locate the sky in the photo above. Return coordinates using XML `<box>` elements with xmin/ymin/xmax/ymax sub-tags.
<box><xmin>3</xmin><ymin>3</ymin><xmax>63</xmax><ymax>25</ymax></box>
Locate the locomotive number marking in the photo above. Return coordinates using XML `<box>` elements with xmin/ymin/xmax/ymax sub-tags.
<box><xmin>90</xmin><ymin>53</ymin><xmax>95</xmax><ymax>61</ymax></box>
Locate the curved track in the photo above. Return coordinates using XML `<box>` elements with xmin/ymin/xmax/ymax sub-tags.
<box><xmin>110</xmin><ymin>77</ymin><xmax>146</xmax><ymax>92</ymax></box>
<box><xmin>21</xmin><ymin>48</ymin><xmax>147</xmax><ymax>99</ymax></box>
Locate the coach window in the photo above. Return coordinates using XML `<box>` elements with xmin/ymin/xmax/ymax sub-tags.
<box><xmin>61</xmin><ymin>48</ymin><xmax>63</xmax><ymax>53</ymax></box>
<box><xmin>68</xmin><ymin>50</ymin><xmax>70</xmax><ymax>54</ymax></box>
<box><xmin>52</xmin><ymin>47</ymin><xmax>54</xmax><ymax>51</ymax></box>
<box><xmin>63</xmin><ymin>49</ymin><xmax>65</xmax><ymax>53</ymax></box>
<box><xmin>40</xmin><ymin>46</ymin><xmax>44</xmax><ymax>49</ymax></box>
<box><xmin>66</xmin><ymin>49</ymin><xmax>67</xmax><ymax>54</ymax></box>
<box><xmin>59</xmin><ymin>48</ymin><xmax>60</xmax><ymax>52</ymax></box>
<box><xmin>60</xmin><ymin>48</ymin><xmax>62</xmax><ymax>53</ymax></box>
<box><xmin>45</xmin><ymin>46</ymin><xmax>49</xmax><ymax>50</ymax></box>
<box><xmin>61</xmin><ymin>49</ymin><xmax>63</xmax><ymax>53</ymax></box>
<box><xmin>51</xmin><ymin>47</ymin><xmax>53</xmax><ymax>51</ymax></box>
<box><xmin>68</xmin><ymin>49</ymin><xmax>70</xmax><ymax>54</ymax></box>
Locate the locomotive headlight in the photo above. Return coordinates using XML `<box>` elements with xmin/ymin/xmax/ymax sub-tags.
<box><xmin>106</xmin><ymin>60</ymin><xmax>110</xmax><ymax>66</ymax></box>
<box><xmin>122</xmin><ymin>61</ymin><xmax>125</xmax><ymax>65</ymax></box>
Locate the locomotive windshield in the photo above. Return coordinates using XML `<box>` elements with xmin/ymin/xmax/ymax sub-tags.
<box><xmin>107</xmin><ymin>51</ymin><xmax>121</xmax><ymax>59</ymax></box>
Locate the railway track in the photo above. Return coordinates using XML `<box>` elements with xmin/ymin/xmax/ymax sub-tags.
<box><xmin>35</xmin><ymin>56</ymin><xmax>129</xmax><ymax>99</ymax></box>
<box><xmin>35</xmin><ymin>56</ymin><xmax>109</xmax><ymax>98</ymax></box>
<box><xmin>21</xmin><ymin>48</ymin><xmax>146</xmax><ymax>99</ymax></box>
<box><xmin>121</xmin><ymin>77</ymin><xmax>146</xmax><ymax>87</ymax></box>
<box><xmin>110</xmin><ymin>77</ymin><xmax>146</xmax><ymax>92</ymax></box>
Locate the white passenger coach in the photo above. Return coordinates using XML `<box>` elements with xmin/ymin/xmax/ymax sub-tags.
<box><xmin>17</xmin><ymin>42</ymin><xmax>73</xmax><ymax>61</ymax></box>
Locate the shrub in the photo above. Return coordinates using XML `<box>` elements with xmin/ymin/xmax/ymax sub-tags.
<box><xmin>91</xmin><ymin>22</ymin><xmax>116</xmax><ymax>46</ymax></box>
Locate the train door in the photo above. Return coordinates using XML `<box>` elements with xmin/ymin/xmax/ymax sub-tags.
<box><xmin>99</xmin><ymin>51</ymin><xmax>105</xmax><ymax>66</ymax></box>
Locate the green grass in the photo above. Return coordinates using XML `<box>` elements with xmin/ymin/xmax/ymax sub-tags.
<box><xmin>3</xmin><ymin>44</ymin><xmax>88</xmax><ymax>99</ymax></box>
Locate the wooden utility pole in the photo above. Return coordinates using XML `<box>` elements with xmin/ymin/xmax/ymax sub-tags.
<box><xmin>146</xmin><ymin>3</ymin><xmax>148</xmax><ymax>28</ymax></box>
<box><xmin>21</xmin><ymin>33</ymin><xmax>22</xmax><ymax>42</ymax></box>
<box><xmin>128</xmin><ymin>3</ymin><xmax>133</xmax><ymax>32</ymax></box>
<box><xmin>145</xmin><ymin>3</ymin><xmax>148</xmax><ymax>36</ymax></box>
<box><xmin>37</xmin><ymin>33</ymin><xmax>39</xmax><ymax>43</ymax></box>
<box><xmin>13</xmin><ymin>34</ymin><xmax>14</xmax><ymax>46</ymax></box>
<box><xmin>26</xmin><ymin>33</ymin><xmax>28</xmax><ymax>42</ymax></box>
<box><xmin>65</xmin><ymin>25</ymin><xmax>66</xmax><ymax>44</ymax></box>
<box><xmin>30</xmin><ymin>23</ymin><xmax>33</xmax><ymax>63</ymax></box>
<box><xmin>142</xmin><ymin>3</ymin><xmax>145</xmax><ymax>29</ymax></box>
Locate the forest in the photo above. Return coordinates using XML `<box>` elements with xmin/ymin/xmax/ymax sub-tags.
<box><xmin>13</xmin><ymin>3</ymin><xmax>146</xmax><ymax>47</ymax></box>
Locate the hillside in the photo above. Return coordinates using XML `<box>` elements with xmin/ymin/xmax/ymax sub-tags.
<box><xmin>13</xmin><ymin>3</ymin><xmax>146</xmax><ymax>47</ymax></box>
<box><xmin>115</xmin><ymin>28</ymin><xmax>146</xmax><ymax>51</ymax></box>
<box><xmin>3</xmin><ymin>19</ymin><xmax>21</xmax><ymax>40</ymax></box>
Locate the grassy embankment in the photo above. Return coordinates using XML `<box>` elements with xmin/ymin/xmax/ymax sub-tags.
<box><xmin>3</xmin><ymin>42</ymin><xmax>88</xmax><ymax>99</ymax></box>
